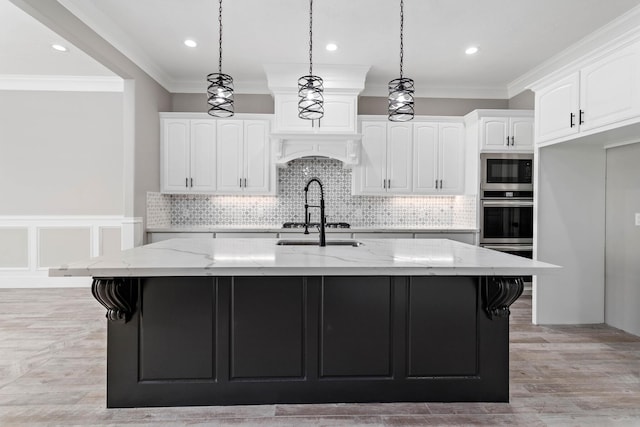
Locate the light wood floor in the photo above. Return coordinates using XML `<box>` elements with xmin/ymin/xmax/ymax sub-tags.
<box><xmin>0</xmin><ymin>288</ymin><xmax>639</xmax><ymax>426</ymax></box>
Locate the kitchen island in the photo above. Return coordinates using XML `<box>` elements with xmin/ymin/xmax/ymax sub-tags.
<box><xmin>50</xmin><ymin>238</ymin><xmax>557</xmax><ymax>408</ymax></box>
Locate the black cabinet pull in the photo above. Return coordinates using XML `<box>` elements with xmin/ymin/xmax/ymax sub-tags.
<box><xmin>440</xmin><ymin>179</ymin><xmax>443</xmax><ymax>189</ymax></box>
<box><xmin>190</xmin><ymin>178</ymin><xmax>193</xmax><ymax>187</ymax></box>
<box><xmin>511</xmin><ymin>136</ymin><xmax>515</xmax><ymax>146</ymax></box>
<box><xmin>579</xmin><ymin>109</ymin><xmax>584</xmax><ymax>125</ymax></box>
<box><xmin>505</xmin><ymin>136</ymin><xmax>509</xmax><ymax>146</ymax></box>
<box><xmin>185</xmin><ymin>178</ymin><xmax>188</xmax><ymax>188</ymax></box>
<box><xmin>570</xmin><ymin>112</ymin><xmax>575</xmax><ymax>127</ymax></box>
<box><xmin>244</xmin><ymin>178</ymin><xmax>247</xmax><ymax>188</ymax></box>
<box><xmin>239</xmin><ymin>178</ymin><xmax>242</xmax><ymax>188</ymax></box>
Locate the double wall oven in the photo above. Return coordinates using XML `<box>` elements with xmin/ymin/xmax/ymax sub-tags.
<box><xmin>480</xmin><ymin>153</ymin><xmax>534</xmax><ymax>262</ymax></box>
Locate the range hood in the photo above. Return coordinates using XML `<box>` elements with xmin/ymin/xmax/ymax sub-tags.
<box><xmin>264</xmin><ymin>64</ymin><xmax>370</xmax><ymax>168</ymax></box>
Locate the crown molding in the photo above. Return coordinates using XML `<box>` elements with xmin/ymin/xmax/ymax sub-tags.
<box><xmin>58</xmin><ymin>0</ymin><xmax>173</xmax><ymax>92</ymax></box>
<box><xmin>170</xmin><ymin>79</ymin><xmax>270</xmax><ymax>95</ymax></box>
<box><xmin>360</xmin><ymin>83</ymin><xmax>508</xmax><ymax>100</ymax></box>
<box><xmin>0</xmin><ymin>75</ymin><xmax>123</xmax><ymax>92</ymax></box>
<box><xmin>508</xmin><ymin>3</ymin><xmax>640</xmax><ymax>96</ymax></box>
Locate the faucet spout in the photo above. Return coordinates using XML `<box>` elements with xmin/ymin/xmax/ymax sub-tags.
<box><xmin>303</xmin><ymin>178</ymin><xmax>326</xmax><ymax>247</ymax></box>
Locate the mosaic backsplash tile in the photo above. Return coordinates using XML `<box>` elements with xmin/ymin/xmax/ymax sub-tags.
<box><xmin>148</xmin><ymin>158</ymin><xmax>476</xmax><ymax>229</ymax></box>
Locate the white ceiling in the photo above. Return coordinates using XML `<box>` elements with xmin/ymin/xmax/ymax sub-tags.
<box><xmin>5</xmin><ymin>0</ymin><xmax>640</xmax><ymax>98</ymax></box>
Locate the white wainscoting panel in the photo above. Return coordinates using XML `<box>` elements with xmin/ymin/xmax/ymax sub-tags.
<box><xmin>0</xmin><ymin>216</ymin><xmax>141</xmax><ymax>288</ymax></box>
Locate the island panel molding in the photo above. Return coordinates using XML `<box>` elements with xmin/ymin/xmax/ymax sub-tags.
<box><xmin>100</xmin><ymin>275</ymin><xmax>513</xmax><ymax>407</ymax></box>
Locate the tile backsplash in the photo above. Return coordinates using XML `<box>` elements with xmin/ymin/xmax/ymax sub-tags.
<box><xmin>147</xmin><ymin>158</ymin><xmax>476</xmax><ymax>229</ymax></box>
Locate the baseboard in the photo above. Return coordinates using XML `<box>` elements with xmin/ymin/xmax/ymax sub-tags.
<box><xmin>0</xmin><ymin>276</ymin><xmax>91</xmax><ymax>288</ymax></box>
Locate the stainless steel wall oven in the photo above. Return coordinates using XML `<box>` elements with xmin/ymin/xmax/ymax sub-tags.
<box><xmin>480</xmin><ymin>153</ymin><xmax>534</xmax><ymax>269</ymax></box>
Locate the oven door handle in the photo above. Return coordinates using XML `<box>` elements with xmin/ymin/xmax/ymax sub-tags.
<box><xmin>482</xmin><ymin>200</ymin><xmax>533</xmax><ymax>207</ymax></box>
<box><xmin>482</xmin><ymin>245</ymin><xmax>533</xmax><ymax>251</ymax></box>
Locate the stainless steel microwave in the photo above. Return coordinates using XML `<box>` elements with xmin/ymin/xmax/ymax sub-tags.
<box><xmin>480</xmin><ymin>153</ymin><xmax>533</xmax><ymax>192</ymax></box>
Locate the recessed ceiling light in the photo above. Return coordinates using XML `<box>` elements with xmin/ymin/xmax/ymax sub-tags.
<box><xmin>184</xmin><ymin>39</ymin><xmax>198</xmax><ymax>48</ymax></box>
<box><xmin>326</xmin><ymin>43</ymin><xmax>338</xmax><ymax>52</ymax></box>
<box><xmin>465</xmin><ymin>46</ymin><xmax>479</xmax><ymax>55</ymax></box>
<box><xmin>51</xmin><ymin>44</ymin><xmax>67</xmax><ymax>52</ymax></box>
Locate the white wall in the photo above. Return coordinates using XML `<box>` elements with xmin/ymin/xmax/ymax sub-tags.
<box><xmin>0</xmin><ymin>90</ymin><xmax>123</xmax><ymax>214</ymax></box>
<box><xmin>605</xmin><ymin>142</ymin><xmax>640</xmax><ymax>336</ymax></box>
<box><xmin>534</xmin><ymin>141</ymin><xmax>606</xmax><ymax>324</ymax></box>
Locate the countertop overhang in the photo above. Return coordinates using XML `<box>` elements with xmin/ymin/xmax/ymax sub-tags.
<box><xmin>49</xmin><ymin>238</ymin><xmax>558</xmax><ymax>278</ymax></box>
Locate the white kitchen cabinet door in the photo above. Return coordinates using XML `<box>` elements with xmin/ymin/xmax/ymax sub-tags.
<box><xmin>412</xmin><ymin>123</ymin><xmax>438</xmax><ymax>193</ymax></box>
<box><xmin>162</xmin><ymin>119</ymin><xmax>191</xmax><ymax>192</ymax></box>
<box><xmin>357</xmin><ymin>121</ymin><xmax>387</xmax><ymax>194</ymax></box>
<box><xmin>274</xmin><ymin>94</ymin><xmax>356</xmax><ymax>133</ymax></box>
<box><xmin>243</xmin><ymin>120</ymin><xmax>270</xmax><ymax>194</ymax></box>
<box><xmin>480</xmin><ymin>117</ymin><xmax>509</xmax><ymax>151</ymax></box>
<box><xmin>579</xmin><ymin>42</ymin><xmax>640</xmax><ymax>132</ymax></box>
<box><xmin>189</xmin><ymin>120</ymin><xmax>216</xmax><ymax>192</ymax></box>
<box><xmin>386</xmin><ymin>123</ymin><xmax>413</xmax><ymax>193</ymax></box>
<box><xmin>438</xmin><ymin>123</ymin><xmax>464</xmax><ymax>194</ymax></box>
<box><xmin>535</xmin><ymin>73</ymin><xmax>580</xmax><ymax>143</ymax></box>
<box><xmin>510</xmin><ymin>117</ymin><xmax>534</xmax><ymax>151</ymax></box>
<box><xmin>216</xmin><ymin>120</ymin><xmax>244</xmax><ymax>193</ymax></box>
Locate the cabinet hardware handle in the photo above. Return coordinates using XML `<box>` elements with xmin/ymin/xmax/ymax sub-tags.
<box><xmin>244</xmin><ymin>178</ymin><xmax>247</xmax><ymax>187</ymax></box>
<box><xmin>505</xmin><ymin>136</ymin><xmax>509</xmax><ymax>146</ymax></box>
<box><xmin>239</xmin><ymin>178</ymin><xmax>242</xmax><ymax>188</ymax></box>
<box><xmin>579</xmin><ymin>109</ymin><xmax>584</xmax><ymax>125</ymax></box>
<box><xmin>440</xmin><ymin>179</ymin><xmax>443</xmax><ymax>189</ymax></box>
<box><xmin>511</xmin><ymin>136</ymin><xmax>515</xmax><ymax>146</ymax></box>
<box><xmin>387</xmin><ymin>179</ymin><xmax>391</xmax><ymax>189</ymax></box>
<box><xmin>185</xmin><ymin>178</ymin><xmax>188</xmax><ymax>188</ymax></box>
<box><xmin>570</xmin><ymin>112</ymin><xmax>575</xmax><ymax>127</ymax></box>
<box><xmin>190</xmin><ymin>178</ymin><xmax>193</xmax><ymax>187</ymax></box>
<box><xmin>435</xmin><ymin>179</ymin><xmax>439</xmax><ymax>189</ymax></box>
<box><xmin>383</xmin><ymin>179</ymin><xmax>386</xmax><ymax>189</ymax></box>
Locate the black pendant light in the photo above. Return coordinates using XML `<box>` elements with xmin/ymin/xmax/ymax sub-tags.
<box><xmin>388</xmin><ymin>0</ymin><xmax>414</xmax><ymax>121</ymax></box>
<box><xmin>207</xmin><ymin>0</ymin><xmax>234</xmax><ymax>117</ymax></box>
<box><xmin>298</xmin><ymin>0</ymin><xmax>324</xmax><ymax>123</ymax></box>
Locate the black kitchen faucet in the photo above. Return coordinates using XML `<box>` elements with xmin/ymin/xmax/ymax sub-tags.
<box><xmin>303</xmin><ymin>177</ymin><xmax>326</xmax><ymax>247</ymax></box>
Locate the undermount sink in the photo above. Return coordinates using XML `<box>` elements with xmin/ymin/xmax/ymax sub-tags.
<box><xmin>276</xmin><ymin>240</ymin><xmax>363</xmax><ymax>247</ymax></box>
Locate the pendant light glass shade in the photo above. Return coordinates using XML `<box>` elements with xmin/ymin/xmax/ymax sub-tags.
<box><xmin>207</xmin><ymin>73</ymin><xmax>234</xmax><ymax>118</ymax></box>
<box><xmin>207</xmin><ymin>0</ymin><xmax>234</xmax><ymax>117</ymax></box>
<box><xmin>298</xmin><ymin>75</ymin><xmax>324</xmax><ymax>120</ymax></box>
<box><xmin>298</xmin><ymin>0</ymin><xmax>324</xmax><ymax>121</ymax></box>
<box><xmin>388</xmin><ymin>77</ymin><xmax>414</xmax><ymax>122</ymax></box>
<box><xmin>388</xmin><ymin>0</ymin><xmax>414</xmax><ymax>121</ymax></box>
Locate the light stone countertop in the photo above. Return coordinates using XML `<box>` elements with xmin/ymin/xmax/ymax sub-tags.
<box><xmin>147</xmin><ymin>227</ymin><xmax>479</xmax><ymax>233</ymax></box>
<box><xmin>50</xmin><ymin>238</ymin><xmax>557</xmax><ymax>278</ymax></box>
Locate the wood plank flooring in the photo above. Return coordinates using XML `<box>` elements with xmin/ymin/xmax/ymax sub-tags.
<box><xmin>0</xmin><ymin>288</ymin><xmax>639</xmax><ymax>426</ymax></box>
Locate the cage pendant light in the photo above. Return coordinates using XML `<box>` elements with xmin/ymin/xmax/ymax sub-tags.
<box><xmin>298</xmin><ymin>0</ymin><xmax>324</xmax><ymax>123</ymax></box>
<box><xmin>207</xmin><ymin>0</ymin><xmax>234</xmax><ymax>117</ymax></box>
<box><xmin>388</xmin><ymin>0</ymin><xmax>414</xmax><ymax>121</ymax></box>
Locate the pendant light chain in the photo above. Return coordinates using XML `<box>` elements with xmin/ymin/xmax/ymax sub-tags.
<box><xmin>218</xmin><ymin>0</ymin><xmax>223</xmax><ymax>74</ymax></box>
<box><xmin>309</xmin><ymin>0</ymin><xmax>313</xmax><ymax>76</ymax></box>
<box><xmin>399</xmin><ymin>0</ymin><xmax>404</xmax><ymax>79</ymax></box>
<box><xmin>388</xmin><ymin>0</ymin><xmax>414</xmax><ymax>121</ymax></box>
<box><xmin>298</xmin><ymin>0</ymin><xmax>324</xmax><ymax>121</ymax></box>
<box><xmin>206</xmin><ymin>0</ymin><xmax>234</xmax><ymax>117</ymax></box>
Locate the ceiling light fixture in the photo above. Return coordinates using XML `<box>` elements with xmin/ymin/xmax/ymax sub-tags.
<box><xmin>298</xmin><ymin>0</ymin><xmax>324</xmax><ymax>123</ymax></box>
<box><xmin>465</xmin><ymin>46</ymin><xmax>479</xmax><ymax>55</ymax></box>
<box><xmin>326</xmin><ymin>43</ymin><xmax>337</xmax><ymax>51</ymax></box>
<box><xmin>388</xmin><ymin>0</ymin><xmax>414</xmax><ymax>121</ymax></box>
<box><xmin>206</xmin><ymin>0</ymin><xmax>234</xmax><ymax>117</ymax></box>
<box><xmin>51</xmin><ymin>44</ymin><xmax>67</xmax><ymax>52</ymax></box>
<box><xmin>184</xmin><ymin>39</ymin><xmax>198</xmax><ymax>48</ymax></box>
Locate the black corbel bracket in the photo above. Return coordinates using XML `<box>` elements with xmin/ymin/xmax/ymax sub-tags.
<box><xmin>483</xmin><ymin>277</ymin><xmax>524</xmax><ymax>319</ymax></box>
<box><xmin>91</xmin><ymin>278</ymin><xmax>137</xmax><ymax>323</ymax></box>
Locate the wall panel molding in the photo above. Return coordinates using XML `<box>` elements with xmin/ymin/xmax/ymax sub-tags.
<box><xmin>0</xmin><ymin>215</ymin><xmax>142</xmax><ymax>288</ymax></box>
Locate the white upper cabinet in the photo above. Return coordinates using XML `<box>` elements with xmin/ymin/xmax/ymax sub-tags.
<box><xmin>274</xmin><ymin>93</ymin><xmax>357</xmax><ymax>133</ymax></box>
<box><xmin>354</xmin><ymin>121</ymin><xmax>412</xmax><ymax>195</ymax></box>
<box><xmin>161</xmin><ymin>118</ymin><xmax>216</xmax><ymax>193</ymax></box>
<box><xmin>480</xmin><ymin>115</ymin><xmax>533</xmax><ymax>152</ymax></box>
<box><xmin>160</xmin><ymin>113</ymin><xmax>273</xmax><ymax>195</ymax></box>
<box><xmin>216</xmin><ymin>119</ymin><xmax>272</xmax><ymax>195</ymax></box>
<box><xmin>534</xmin><ymin>40</ymin><xmax>640</xmax><ymax>145</ymax></box>
<box><xmin>413</xmin><ymin>122</ymin><xmax>465</xmax><ymax>194</ymax></box>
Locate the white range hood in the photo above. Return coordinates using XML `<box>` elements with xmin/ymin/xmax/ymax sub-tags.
<box><xmin>264</xmin><ymin>64</ymin><xmax>370</xmax><ymax>168</ymax></box>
